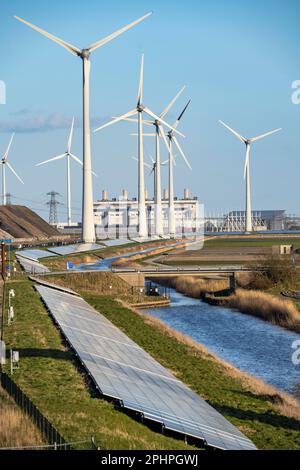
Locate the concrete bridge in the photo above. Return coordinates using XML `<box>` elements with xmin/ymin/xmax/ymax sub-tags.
<box><xmin>111</xmin><ymin>265</ymin><xmax>252</xmax><ymax>287</ymax></box>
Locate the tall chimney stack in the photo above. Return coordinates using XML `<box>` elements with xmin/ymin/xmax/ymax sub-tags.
<box><xmin>164</xmin><ymin>189</ymin><xmax>169</xmax><ymax>200</ymax></box>
<box><xmin>122</xmin><ymin>189</ymin><xmax>128</xmax><ymax>200</ymax></box>
<box><xmin>184</xmin><ymin>188</ymin><xmax>190</xmax><ymax>200</ymax></box>
<box><xmin>102</xmin><ymin>190</ymin><xmax>108</xmax><ymax>201</ymax></box>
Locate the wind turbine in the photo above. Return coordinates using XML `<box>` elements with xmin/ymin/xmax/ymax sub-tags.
<box><xmin>94</xmin><ymin>54</ymin><xmax>183</xmax><ymax>239</ymax></box>
<box><xmin>132</xmin><ymin>155</ymin><xmax>168</xmax><ymax>204</ymax></box>
<box><xmin>125</xmin><ymin>86</ymin><xmax>186</xmax><ymax>237</ymax></box>
<box><xmin>36</xmin><ymin>118</ymin><xmax>83</xmax><ymax>227</ymax></box>
<box><xmin>219</xmin><ymin>120</ymin><xmax>282</xmax><ymax>233</ymax></box>
<box><xmin>15</xmin><ymin>12</ymin><xmax>152</xmax><ymax>243</ymax></box>
<box><xmin>1</xmin><ymin>134</ymin><xmax>24</xmax><ymax>206</ymax></box>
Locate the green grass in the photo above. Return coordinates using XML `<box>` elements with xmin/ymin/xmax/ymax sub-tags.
<box><xmin>205</xmin><ymin>237</ymin><xmax>300</xmax><ymax>248</ymax></box>
<box><xmin>158</xmin><ymin>259</ymin><xmax>245</xmax><ymax>267</ymax></box>
<box><xmin>82</xmin><ymin>295</ymin><xmax>300</xmax><ymax>450</ymax></box>
<box><xmin>2</xmin><ymin>279</ymin><xmax>193</xmax><ymax>450</ymax></box>
<box><xmin>3</xmin><ymin>278</ymin><xmax>300</xmax><ymax>450</ymax></box>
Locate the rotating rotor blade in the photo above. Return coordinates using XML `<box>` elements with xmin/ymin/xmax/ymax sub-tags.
<box><xmin>36</xmin><ymin>153</ymin><xmax>67</xmax><ymax>166</ymax></box>
<box><xmin>87</xmin><ymin>12</ymin><xmax>152</xmax><ymax>53</ymax></box>
<box><xmin>6</xmin><ymin>161</ymin><xmax>24</xmax><ymax>184</ymax></box>
<box><xmin>160</xmin><ymin>85</ymin><xmax>186</xmax><ymax>119</ymax></box>
<box><xmin>137</xmin><ymin>53</ymin><xmax>144</xmax><ymax>105</ymax></box>
<box><xmin>67</xmin><ymin>117</ymin><xmax>75</xmax><ymax>154</ymax></box>
<box><xmin>14</xmin><ymin>16</ymin><xmax>81</xmax><ymax>56</ymax></box>
<box><xmin>158</xmin><ymin>125</ymin><xmax>170</xmax><ymax>153</ymax></box>
<box><xmin>173</xmin><ymin>136</ymin><xmax>192</xmax><ymax>170</ymax></box>
<box><xmin>219</xmin><ymin>120</ymin><xmax>247</xmax><ymax>143</ymax></box>
<box><xmin>69</xmin><ymin>153</ymin><xmax>82</xmax><ymax>166</ymax></box>
<box><xmin>143</xmin><ymin>107</ymin><xmax>185</xmax><ymax>137</ymax></box>
<box><xmin>94</xmin><ymin>109</ymin><xmax>137</xmax><ymax>133</ymax></box>
<box><xmin>172</xmin><ymin>99</ymin><xmax>191</xmax><ymax>129</ymax></box>
<box><xmin>250</xmin><ymin>128</ymin><xmax>282</xmax><ymax>143</ymax></box>
<box><xmin>3</xmin><ymin>133</ymin><xmax>15</xmax><ymax>161</ymax></box>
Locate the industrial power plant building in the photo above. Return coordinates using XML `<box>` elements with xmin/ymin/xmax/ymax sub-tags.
<box><xmin>93</xmin><ymin>189</ymin><xmax>201</xmax><ymax>238</ymax></box>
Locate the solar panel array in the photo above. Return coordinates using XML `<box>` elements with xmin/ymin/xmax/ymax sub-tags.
<box><xmin>35</xmin><ymin>284</ymin><xmax>256</xmax><ymax>451</ymax></box>
<box><xmin>17</xmin><ymin>255</ymin><xmax>50</xmax><ymax>274</ymax></box>
<box><xmin>102</xmin><ymin>239</ymin><xmax>133</xmax><ymax>247</ymax></box>
<box><xmin>15</xmin><ymin>249</ymin><xmax>56</xmax><ymax>261</ymax></box>
<box><xmin>47</xmin><ymin>243</ymin><xmax>103</xmax><ymax>256</ymax></box>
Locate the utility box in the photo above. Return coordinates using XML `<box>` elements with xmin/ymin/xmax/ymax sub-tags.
<box><xmin>272</xmin><ymin>245</ymin><xmax>293</xmax><ymax>255</ymax></box>
<box><xmin>0</xmin><ymin>341</ymin><xmax>6</xmax><ymax>365</ymax></box>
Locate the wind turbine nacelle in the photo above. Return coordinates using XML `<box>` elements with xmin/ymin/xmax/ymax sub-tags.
<box><xmin>81</xmin><ymin>49</ymin><xmax>90</xmax><ymax>59</ymax></box>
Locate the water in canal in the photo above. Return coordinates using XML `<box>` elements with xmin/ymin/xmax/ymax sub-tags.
<box><xmin>147</xmin><ymin>287</ymin><xmax>300</xmax><ymax>398</ymax></box>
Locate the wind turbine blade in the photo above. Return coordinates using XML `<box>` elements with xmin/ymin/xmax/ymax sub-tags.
<box><xmin>160</xmin><ymin>86</ymin><xmax>186</xmax><ymax>119</ymax></box>
<box><xmin>14</xmin><ymin>16</ymin><xmax>81</xmax><ymax>56</ymax></box>
<box><xmin>149</xmin><ymin>168</ymin><xmax>154</xmax><ymax>176</ymax></box>
<box><xmin>67</xmin><ymin>117</ymin><xmax>75</xmax><ymax>154</ymax></box>
<box><xmin>218</xmin><ymin>120</ymin><xmax>246</xmax><ymax>143</ymax></box>
<box><xmin>149</xmin><ymin>154</ymin><xmax>155</xmax><ymax>164</ymax></box>
<box><xmin>173</xmin><ymin>136</ymin><xmax>192</xmax><ymax>170</ymax></box>
<box><xmin>87</xmin><ymin>12</ymin><xmax>152</xmax><ymax>53</ymax></box>
<box><xmin>36</xmin><ymin>153</ymin><xmax>67</xmax><ymax>166</ymax></box>
<box><xmin>172</xmin><ymin>99</ymin><xmax>191</xmax><ymax>129</ymax></box>
<box><xmin>6</xmin><ymin>162</ymin><xmax>24</xmax><ymax>184</ymax></box>
<box><xmin>94</xmin><ymin>109</ymin><xmax>137</xmax><ymax>133</ymax></box>
<box><xmin>161</xmin><ymin>159</ymin><xmax>169</xmax><ymax>165</ymax></box>
<box><xmin>69</xmin><ymin>153</ymin><xmax>82</xmax><ymax>166</ymax></box>
<box><xmin>137</xmin><ymin>54</ymin><xmax>144</xmax><ymax>104</ymax></box>
<box><xmin>3</xmin><ymin>133</ymin><xmax>15</xmax><ymax>161</ymax></box>
<box><xmin>159</xmin><ymin>125</ymin><xmax>170</xmax><ymax>153</ymax></box>
<box><xmin>250</xmin><ymin>128</ymin><xmax>282</xmax><ymax>143</ymax></box>
<box><xmin>143</xmin><ymin>107</ymin><xmax>185</xmax><ymax>137</ymax></box>
<box><xmin>131</xmin><ymin>156</ymin><xmax>151</xmax><ymax>169</ymax></box>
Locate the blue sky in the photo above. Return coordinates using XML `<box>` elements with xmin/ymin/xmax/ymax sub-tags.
<box><xmin>0</xmin><ymin>0</ymin><xmax>300</xmax><ymax>222</ymax></box>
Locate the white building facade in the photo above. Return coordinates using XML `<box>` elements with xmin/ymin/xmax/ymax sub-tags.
<box><xmin>93</xmin><ymin>189</ymin><xmax>201</xmax><ymax>239</ymax></box>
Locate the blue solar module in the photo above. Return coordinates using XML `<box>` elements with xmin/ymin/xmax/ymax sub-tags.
<box><xmin>35</xmin><ymin>284</ymin><xmax>256</xmax><ymax>451</ymax></box>
<box><xmin>102</xmin><ymin>239</ymin><xmax>134</xmax><ymax>247</ymax></box>
<box><xmin>47</xmin><ymin>243</ymin><xmax>103</xmax><ymax>256</ymax></box>
<box><xmin>17</xmin><ymin>255</ymin><xmax>50</xmax><ymax>274</ymax></box>
<box><xmin>15</xmin><ymin>249</ymin><xmax>56</xmax><ymax>261</ymax></box>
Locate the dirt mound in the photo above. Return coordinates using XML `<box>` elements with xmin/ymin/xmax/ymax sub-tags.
<box><xmin>0</xmin><ymin>205</ymin><xmax>59</xmax><ymax>239</ymax></box>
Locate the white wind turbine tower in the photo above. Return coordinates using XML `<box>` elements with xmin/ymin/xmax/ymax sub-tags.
<box><xmin>127</xmin><ymin>86</ymin><xmax>186</xmax><ymax>237</ymax></box>
<box><xmin>36</xmin><ymin>118</ymin><xmax>83</xmax><ymax>227</ymax></box>
<box><xmin>219</xmin><ymin>121</ymin><xmax>282</xmax><ymax>233</ymax></box>
<box><xmin>1</xmin><ymin>134</ymin><xmax>24</xmax><ymax>205</ymax></box>
<box><xmin>94</xmin><ymin>54</ymin><xmax>183</xmax><ymax>239</ymax></box>
<box><xmin>132</xmin><ymin>155</ymin><xmax>168</xmax><ymax>208</ymax></box>
<box><xmin>165</xmin><ymin>100</ymin><xmax>192</xmax><ymax>238</ymax></box>
<box><xmin>15</xmin><ymin>13</ymin><xmax>152</xmax><ymax>243</ymax></box>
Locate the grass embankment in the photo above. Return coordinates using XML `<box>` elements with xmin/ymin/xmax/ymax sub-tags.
<box><xmin>2</xmin><ymin>279</ymin><xmax>188</xmax><ymax>450</ymax></box>
<box><xmin>84</xmin><ymin>295</ymin><xmax>300</xmax><ymax>450</ymax></box>
<box><xmin>42</xmin><ymin>239</ymin><xmax>182</xmax><ymax>271</ymax></box>
<box><xmin>204</xmin><ymin>236</ymin><xmax>300</xmax><ymax>248</ymax></box>
<box><xmin>157</xmin><ymin>276</ymin><xmax>300</xmax><ymax>333</ymax></box>
<box><xmin>4</xmin><ymin>276</ymin><xmax>300</xmax><ymax>449</ymax></box>
<box><xmin>0</xmin><ymin>386</ymin><xmax>44</xmax><ymax>449</ymax></box>
<box><xmin>44</xmin><ymin>272</ymin><xmax>163</xmax><ymax>306</ymax></box>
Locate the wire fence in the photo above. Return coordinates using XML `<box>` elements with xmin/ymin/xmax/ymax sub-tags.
<box><xmin>1</xmin><ymin>372</ymin><xmax>74</xmax><ymax>450</ymax></box>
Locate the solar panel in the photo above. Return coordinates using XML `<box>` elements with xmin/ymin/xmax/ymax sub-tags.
<box><xmin>102</xmin><ymin>239</ymin><xmax>134</xmax><ymax>247</ymax></box>
<box><xmin>29</xmin><ymin>276</ymin><xmax>78</xmax><ymax>296</ymax></box>
<box><xmin>35</xmin><ymin>284</ymin><xmax>256</xmax><ymax>450</ymax></box>
<box><xmin>47</xmin><ymin>243</ymin><xmax>103</xmax><ymax>256</ymax></box>
<box><xmin>15</xmin><ymin>249</ymin><xmax>56</xmax><ymax>261</ymax></box>
<box><xmin>17</xmin><ymin>255</ymin><xmax>50</xmax><ymax>274</ymax></box>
